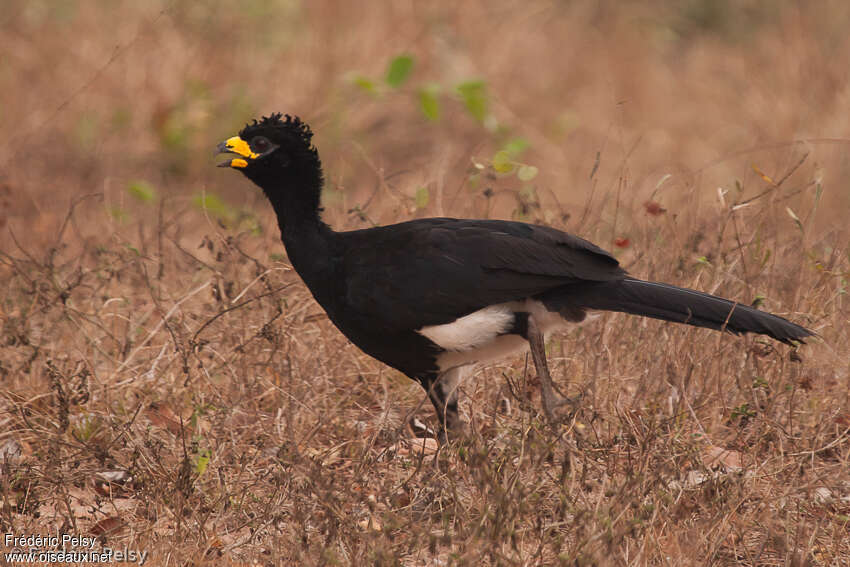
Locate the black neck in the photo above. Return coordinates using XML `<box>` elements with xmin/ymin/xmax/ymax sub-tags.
<box><xmin>259</xmin><ymin>165</ymin><xmax>336</xmax><ymax>301</ymax></box>
<box><xmin>263</xmin><ymin>185</ymin><xmax>328</xmax><ymax>241</ymax></box>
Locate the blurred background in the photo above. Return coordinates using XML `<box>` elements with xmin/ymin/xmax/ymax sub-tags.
<box><xmin>2</xmin><ymin>0</ymin><xmax>848</xmax><ymax>251</ymax></box>
<box><xmin>2</xmin><ymin>3</ymin><xmax>849</xmax><ymax>562</ymax></box>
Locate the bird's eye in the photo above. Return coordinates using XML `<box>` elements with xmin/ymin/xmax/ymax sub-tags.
<box><xmin>252</xmin><ymin>137</ymin><xmax>271</xmax><ymax>153</ymax></box>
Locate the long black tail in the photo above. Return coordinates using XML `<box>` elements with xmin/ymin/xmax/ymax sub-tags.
<box><xmin>561</xmin><ymin>278</ymin><xmax>813</xmax><ymax>345</ymax></box>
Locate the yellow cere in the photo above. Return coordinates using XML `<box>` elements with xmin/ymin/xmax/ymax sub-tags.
<box><xmin>225</xmin><ymin>136</ymin><xmax>259</xmax><ymax>159</ymax></box>
<box><xmin>230</xmin><ymin>158</ymin><xmax>249</xmax><ymax>169</ymax></box>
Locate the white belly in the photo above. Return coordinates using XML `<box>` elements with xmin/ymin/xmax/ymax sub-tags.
<box><xmin>417</xmin><ymin>299</ymin><xmax>572</xmax><ymax>372</ymax></box>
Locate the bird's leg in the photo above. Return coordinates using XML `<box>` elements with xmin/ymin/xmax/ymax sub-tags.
<box><xmin>527</xmin><ymin>316</ymin><xmax>578</xmax><ymax>423</ymax></box>
<box><xmin>424</xmin><ymin>367</ymin><xmax>468</xmax><ymax>442</ymax></box>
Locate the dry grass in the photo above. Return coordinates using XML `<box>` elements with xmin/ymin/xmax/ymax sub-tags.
<box><xmin>1</xmin><ymin>1</ymin><xmax>849</xmax><ymax>565</ymax></box>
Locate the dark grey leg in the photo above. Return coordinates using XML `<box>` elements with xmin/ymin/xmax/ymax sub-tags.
<box><xmin>527</xmin><ymin>315</ymin><xmax>578</xmax><ymax>423</ymax></box>
<box><xmin>424</xmin><ymin>366</ymin><xmax>467</xmax><ymax>442</ymax></box>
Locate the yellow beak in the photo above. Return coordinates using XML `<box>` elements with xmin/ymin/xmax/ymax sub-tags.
<box><xmin>215</xmin><ymin>136</ymin><xmax>257</xmax><ymax>169</ymax></box>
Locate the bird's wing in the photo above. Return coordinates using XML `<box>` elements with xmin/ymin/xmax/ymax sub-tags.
<box><xmin>340</xmin><ymin>218</ymin><xmax>626</xmax><ymax>331</ymax></box>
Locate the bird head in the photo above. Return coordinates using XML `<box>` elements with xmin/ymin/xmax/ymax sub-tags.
<box><xmin>215</xmin><ymin>113</ymin><xmax>321</xmax><ymax>193</ymax></box>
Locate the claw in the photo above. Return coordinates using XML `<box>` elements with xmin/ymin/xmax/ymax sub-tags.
<box><xmin>541</xmin><ymin>391</ymin><xmax>582</xmax><ymax>423</ymax></box>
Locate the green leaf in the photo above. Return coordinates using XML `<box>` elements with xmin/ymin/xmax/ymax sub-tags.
<box><xmin>455</xmin><ymin>80</ymin><xmax>488</xmax><ymax>122</ymax></box>
<box><xmin>385</xmin><ymin>54</ymin><xmax>414</xmax><ymax>88</ymax></box>
<box><xmin>502</xmin><ymin>137</ymin><xmax>529</xmax><ymax>157</ymax></box>
<box><xmin>492</xmin><ymin>150</ymin><xmax>515</xmax><ymax>174</ymax></box>
<box><xmin>352</xmin><ymin>75</ymin><xmax>378</xmax><ymax>95</ymax></box>
<box><xmin>193</xmin><ymin>192</ymin><xmax>235</xmax><ymax>222</ymax></box>
<box><xmin>242</xmin><ymin>214</ymin><xmax>262</xmax><ymax>236</ymax></box>
<box><xmin>128</xmin><ymin>180</ymin><xmax>156</xmax><ymax>203</ymax></box>
<box><xmin>517</xmin><ymin>165</ymin><xmax>538</xmax><ymax>182</ymax></box>
<box><xmin>195</xmin><ymin>448</ymin><xmax>211</xmax><ymax>476</ymax></box>
<box><xmin>415</xmin><ymin>186</ymin><xmax>430</xmax><ymax>209</ymax></box>
<box><xmin>418</xmin><ymin>83</ymin><xmax>441</xmax><ymax>121</ymax></box>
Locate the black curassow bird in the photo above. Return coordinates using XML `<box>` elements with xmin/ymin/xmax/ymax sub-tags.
<box><xmin>216</xmin><ymin>113</ymin><xmax>813</xmax><ymax>439</ymax></box>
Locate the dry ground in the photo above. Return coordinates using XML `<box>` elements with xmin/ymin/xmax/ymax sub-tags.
<box><xmin>1</xmin><ymin>1</ymin><xmax>849</xmax><ymax>565</ymax></box>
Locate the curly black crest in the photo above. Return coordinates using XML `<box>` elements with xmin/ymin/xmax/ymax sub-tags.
<box><xmin>239</xmin><ymin>113</ymin><xmax>314</xmax><ymax>145</ymax></box>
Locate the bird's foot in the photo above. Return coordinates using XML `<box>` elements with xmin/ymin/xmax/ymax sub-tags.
<box><xmin>437</xmin><ymin>419</ymin><xmax>470</xmax><ymax>445</ymax></box>
<box><xmin>541</xmin><ymin>390</ymin><xmax>582</xmax><ymax>425</ymax></box>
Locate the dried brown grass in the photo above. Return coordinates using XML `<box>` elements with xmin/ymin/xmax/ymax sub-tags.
<box><xmin>1</xmin><ymin>1</ymin><xmax>848</xmax><ymax>565</ymax></box>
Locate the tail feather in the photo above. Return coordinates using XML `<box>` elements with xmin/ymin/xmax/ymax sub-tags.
<box><xmin>552</xmin><ymin>278</ymin><xmax>813</xmax><ymax>345</ymax></box>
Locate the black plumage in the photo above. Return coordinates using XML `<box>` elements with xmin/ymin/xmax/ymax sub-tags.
<box><xmin>216</xmin><ymin>113</ymin><xmax>813</xmax><ymax>439</ymax></box>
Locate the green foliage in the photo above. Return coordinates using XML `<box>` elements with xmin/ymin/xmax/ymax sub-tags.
<box><xmin>418</xmin><ymin>83</ymin><xmax>441</xmax><ymax>121</ymax></box>
<box><xmin>415</xmin><ymin>186</ymin><xmax>430</xmax><ymax>209</ymax></box>
<box><xmin>193</xmin><ymin>192</ymin><xmax>235</xmax><ymax>223</ymax></box>
<box><xmin>492</xmin><ymin>150</ymin><xmax>515</xmax><ymax>174</ymax></box>
<box><xmin>351</xmin><ymin>53</ymin><xmax>416</xmax><ymax>98</ymax></box>
<box><xmin>489</xmin><ymin>138</ymin><xmax>538</xmax><ymax>182</ymax></box>
<box><xmin>731</xmin><ymin>403</ymin><xmax>756</xmax><ymax>420</ymax></box>
<box><xmin>128</xmin><ymin>180</ymin><xmax>157</xmax><ymax>203</ymax></box>
<box><xmin>108</xmin><ymin>207</ymin><xmax>128</xmax><ymax>223</ymax></box>
<box><xmin>385</xmin><ymin>54</ymin><xmax>414</xmax><ymax>88</ymax></box>
<box><xmin>352</xmin><ymin>75</ymin><xmax>379</xmax><ymax>96</ymax></box>
<box><xmin>502</xmin><ymin>137</ymin><xmax>529</xmax><ymax>158</ymax></box>
<box><xmin>347</xmin><ymin>56</ymin><xmax>499</xmax><ymax>133</ymax></box>
<box><xmin>242</xmin><ymin>214</ymin><xmax>263</xmax><ymax>236</ymax></box>
<box><xmin>455</xmin><ymin>80</ymin><xmax>488</xmax><ymax>122</ymax></box>
<box><xmin>195</xmin><ymin>448</ymin><xmax>211</xmax><ymax>476</ymax></box>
